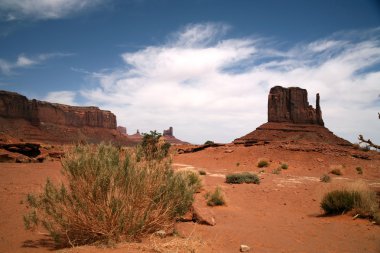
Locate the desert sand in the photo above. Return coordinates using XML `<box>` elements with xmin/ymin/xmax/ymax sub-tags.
<box><xmin>1</xmin><ymin>144</ymin><xmax>379</xmax><ymax>253</ymax></box>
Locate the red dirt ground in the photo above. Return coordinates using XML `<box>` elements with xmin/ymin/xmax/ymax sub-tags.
<box><xmin>0</xmin><ymin>144</ymin><xmax>379</xmax><ymax>253</ymax></box>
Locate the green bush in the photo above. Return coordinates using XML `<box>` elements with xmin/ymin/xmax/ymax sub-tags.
<box><xmin>330</xmin><ymin>168</ymin><xmax>342</xmax><ymax>176</ymax></box>
<box><xmin>321</xmin><ymin>190</ymin><xmax>361</xmax><ymax>214</ymax></box>
<box><xmin>199</xmin><ymin>170</ymin><xmax>206</xmax><ymax>176</ymax></box>
<box><xmin>356</xmin><ymin>167</ymin><xmax>363</xmax><ymax>175</ymax></box>
<box><xmin>280</xmin><ymin>163</ymin><xmax>288</xmax><ymax>170</ymax></box>
<box><xmin>257</xmin><ymin>160</ymin><xmax>269</xmax><ymax>168</ymax></box>
<box><xmin>139</xmin><ymin>130</ymin><xmax>171</xmax><ymax>160</ymax></box>
<box><xmin>204</xmin><ymin>140</ymin><xmax>215</xmax><ymax>146</ymax></box>
<box><xmin>206</xmin><ymin>186</ymin><xmax>225</xmax><ymax>206</ymax></box>
<box><xmin>320</xmin><ymin>174</ymin><xmax>331</xmax><ymax>183</ymax></box>
<box><xmin>23</xmin><ymin>144</ymin><xmax>197</xmax><ymax>246</ymax></box>
<box><xmin>225</xmin><ymin>172</ymin><xmax>260</xmax><ymax>184</ymax></box>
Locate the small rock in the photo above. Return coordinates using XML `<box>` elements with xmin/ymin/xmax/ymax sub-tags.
<box><xmin>240</xmin><ymin>244</ymin><xmax>250</xmax><ymax>252</ymax></box>
<box><xmin>154</xmin><ymin>230</ymin><xmax>166</xmax><ymax>238</ymax></box>
<box><xmin>224</xmin><ymin>149</ymin><xmax>234</xmax><ymax>153</ymax></box>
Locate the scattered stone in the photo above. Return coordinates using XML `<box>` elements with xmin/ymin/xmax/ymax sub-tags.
<box><xmin>154</xmin><ymin>230</ymin><xmax>166</xmax><ymax>238</ymax></box>
<box><xmin>240</xmin><ymin>244</ymin><xmax>250</xmax><ymax>252</ymax></box>
<box><xmin>224</xmin><ymin>149</ymin><xmax>234</xmax><ymax>153</ymax></box>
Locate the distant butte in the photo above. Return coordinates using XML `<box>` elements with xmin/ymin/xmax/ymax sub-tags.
<box><xmin>0</xmin><ymin>90</ymin><xmax>131</xmax><ymax>144</ymax></box>
<box><xmin>234</xmin><ymin>86</ymin><xmax>351</xmax><ymax>146</ymax></box>
<box><xmin>162</xmin><ymin>127</ymin><xmax>189</xmax><ymax>145</ymax></box>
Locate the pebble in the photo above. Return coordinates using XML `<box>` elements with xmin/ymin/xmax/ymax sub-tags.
<box><xmin>240</xmin><ymin>244</ymin><xmax>250</xmax><ymax>252</ymax></box>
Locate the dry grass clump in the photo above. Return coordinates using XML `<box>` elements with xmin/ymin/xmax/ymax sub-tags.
<box><xmin>330</xmin><ymin>168</ymin><xmax>342</xmax><ymax>176</ymax></box>
<box><xmin>355</xmin><ymin>166</ymin><xmax>363</xmax><ymax>175</ymax></box>
<box><xmin>23</xmin><ymin>143</ymin><xmax>199</xmax><ymax>247</ymax></box>
<box><xmin>320</xmin><ymin>180</ymin><xmax>379</xmax><ymax>220</ymax></box>
<box><xmin>257</xmin><ymin>160</ymin><xmax>269</xmax><ymax>168</ymax></box>
<box><xmin>225</xmin><ymin>172</ymin><xmax>260</xmax><ymax>184</ymax></box>
<box><xmin>320</xmin><ymin>174</ymin><xmax>331</xmax><ymax>183</ymax></box>
<box><xmin>206</xmin><ymin>186</ymin><xmax>226</xmax><ymax>206</ymax></box>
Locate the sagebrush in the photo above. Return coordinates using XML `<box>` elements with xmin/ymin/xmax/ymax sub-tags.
<box><xmin>320</xmin><ymin>181</ymin><xmax>379</xmax><ymax>219</ymax></box>
<box><xmin>206</xmin><ymin>186</ymin><xmax>225</xmax><ymax>206</ymax></box>
<box><xmin>225</xmin><ymin>172</ymin><xmax>260</xmax><ymax>184</ymax></box>
<box><xmin>23</xmin><ymin>143</ymin><xmax>199</xmax><ymax>246</ymax></box>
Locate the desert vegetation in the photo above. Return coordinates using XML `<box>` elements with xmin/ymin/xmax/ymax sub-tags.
<box><xmin>330</xmin><ymin>168</ymin><xmax>342</xmax><ymax>176</ymax></box>
<box><xmin>320</xmin><ymin>174</ymin><xmax>331</xmax><ymax>183</ymax></box>
<box><xmin>257</xmin><ymin>159</ymin><xmax>269</xmax><ymax>168</ymax></box>
<box><xmin>321</xmin><ymin>181</ymin><xmax>379</xmax><ymax>222</ymax></box>
<box><xmin>206</xmin><ymin>186</ymin><xmax>226</xmax><ymax>206</ymax></box>
<box><xmin>23</xmin><ymin>140</ymin><xmax>199</xmax><ymax>247</ymax></box>
<box><xmin>225</xmin><ymin>172</ymin><xmax>260</xmax><ymax>184</ymax></box>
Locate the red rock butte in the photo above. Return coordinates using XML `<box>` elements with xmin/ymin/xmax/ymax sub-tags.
<box><xmin>0</xmin><ymin>90</ymin><xmax>129</xmax><ymax>144</ymax></box>
<box><xmin>234</xmin><ymin>86</ymin><xmax>351</xmax><ymax>146</ymax></box>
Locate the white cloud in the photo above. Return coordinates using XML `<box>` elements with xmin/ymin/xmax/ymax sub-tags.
<box><xmin>79</xmin><ymin>24</ymin><xmax>380</xmax><ymax>144</ymax></box>
<box><xmin>44</xmin><ymin>91</ymin><xmax>77</xmax><ymax>105</ymax></box>
<box><xmin>0</xmin><ymin>52</ymin><xmax>72</xmax><ymax>75</ymax></box>
<box><xmin>0</xmin><ymin>0</ymin><xmax>106</xmax><ymax>21</ymax></box>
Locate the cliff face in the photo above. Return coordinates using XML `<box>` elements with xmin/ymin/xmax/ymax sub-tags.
<box><xmin>268</xmin><ymin>86</ymin><xmax>324</xmax><ymax>126</ymax></box>
<box><xmin>0</xmin><ymin>91</ymin><xmax>39</xmax><ymax>126</ymax></box>
<box><xmin>0</xmin><ymin>90</ymin><xmax>126</xmax><ymax>144</ymax></box>
<box><xmin>0</xmin><ymin>90</ymin><xmax>116</xmax><ymax>129</ymax></box>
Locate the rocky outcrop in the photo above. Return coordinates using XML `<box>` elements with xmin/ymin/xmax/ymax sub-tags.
<box><xmin>0</xmin><ymin>90</ymin><xmax>132</xmax><ymax>144</ymax></box>
<box><xmin>0</xmin><ymin>91</ymin><xmax>116</xmax><ymax>129</ymax></box>
<box><xmin>117</xmin><ymin>126</ymin><xmax>127</xmax><ymax>135</ymax></box>
<box><xmin>234</xmin><ymin>86</ymin><xmax>350</xmax><ymax>147</ymax></box>
<box><xmin>268</xmin><ymin>86</ymin><xmax>324</xmax><ymax>126</ymax></box>
<box><xmin>162</xmin><ymin>127</ymin><xmax>189</xmax><ymax>145</ymax></box>
<box><xmin>163</xmin><ymin>127</ymin><xmax>173</xmax><ymax>136</ymax></box>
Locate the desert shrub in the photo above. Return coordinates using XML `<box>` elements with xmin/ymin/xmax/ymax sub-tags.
<box><xmin>356</xmin><ymin>166</ymin><xmax>363</xmax><ymax>175</ymax></box>
<box><xmin>257</xmin><ymin>160</ymin><xmax>269</xmax><ymax>168</ymax></box>
<box><xmin>204</xmin><ymin>140</ymin><xmax>215</xmax><ymax>145</ymax></box>
<box><xmin>321</xmin><ymin>181</ymin><xmax>378</xmax><ymax>217</ymax></box>
<box><xmin>236</xmin><ymin>162</ymin><xmax>240</xmax><ymax>167</ymax></box>
<box><xmin>206</xmin><ymin>186</ymin><xmax>226</xmax><ymax>206</ymax></box>
<box><xmin>280</xmin><ymin>163</ymin><xmax>288</xmax><ymax>170</ymax></box>
<box><xmin>23</xmin><ymin>143</ymin><xmax>197</xmax><ymax>246</ymax></box>
<box><xmin>225</xmin><ymin>172</ymin><xmax>260</xmax><ymax>184</ymax></box>
<box><xmin>320</xmin><ymin>174</ymin><xmax>331</xmax><ymax>183</ymax></box>
<box><xmin>330</xmin><ymin>168</ymin><xmax>342</xmax><ymax>176</ymax></box>
<box><xmin>321</xmin><ymin>190</ymin><xmax>361</xmax><ymax>214</ymax></box>
<box><xmin>199</xmin><ymin>170</ymin><xmax>206</xmax><ymax>176</ymax></box>
<box><xmin>139</xmin><ymin>130</ymin><xmax>171</xmax><ymax>160</ymax></box>
<box><xmin>177</xmin><ymin>170</ymin><xmax>202</xmax><ymax>193</ymax></box>
<box><xmin>272</xmin><ymin>168</ymin><xmax>281</xmax><ymax>174</ymax></box>
<box><xmin>373</xmin><ymin>212</ymin><xmax>380</xmax><ymax>224</ymax></box>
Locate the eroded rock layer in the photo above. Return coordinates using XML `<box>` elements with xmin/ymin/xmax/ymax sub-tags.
<box><xmin>268</xmin><ymin>86</ymin><xmax>324</xmax><ymax>125</ymax></box>
<box><xmin>0</xmin><ymin>90</ymin><xmax>130</xmax><ymax>144</ymax></box>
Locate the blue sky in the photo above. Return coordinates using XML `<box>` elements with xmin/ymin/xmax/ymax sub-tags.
<box><xmin>0</xmin><ymin>0</ymin><xmax>379</xmax><ymax>144</ymax></box>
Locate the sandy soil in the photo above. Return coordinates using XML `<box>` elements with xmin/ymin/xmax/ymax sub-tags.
<box><xmin>0</xmin><ymin>144</ymin><xmax>379</xmax><ymax>253</ymax></box>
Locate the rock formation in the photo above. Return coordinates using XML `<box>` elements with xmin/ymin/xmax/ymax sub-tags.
<box><xmin>163</xmin><ymin>127</ymin><xmax>173</xmax><ymax>136</ymax></box>
<box><xmin>117</xmin><ymin>126</ymin><xmax>127</xmax><ymax>135</ymax></box>
<box><xmin>0</xmin><ymin>91</ymin><xmax>116</xmax><ymax>129</ymax></box>
<box><xmin>234</xmin><ymin>86</ymin><xmax>350</xmax><ymax>146</ymax></box>
<box><xmin>0</xmin><ymin>90</ymin><xmax>131</xmax><ymax>144</ymax></box>
<box><xmin>268</xmin><ymin>86</ymin><xmax>324</xmax><ymax>125</ymax></box>
<box><xmin>162</xmin><ymin>127</ymin><xmax>189</xmax><ymax>145</ymax></box>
